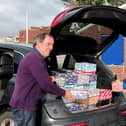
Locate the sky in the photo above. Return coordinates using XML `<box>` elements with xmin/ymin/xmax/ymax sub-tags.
<box><xmin>0</xmin><ymin>0</ymin><xmax>69</xmax><ymax>37</ymax></box>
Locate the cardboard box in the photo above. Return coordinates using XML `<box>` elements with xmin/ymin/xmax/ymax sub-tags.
<box><xmin>75</xmin><ymin>96</ymin><xmax>99</xmax><ymax>105</ymax></box>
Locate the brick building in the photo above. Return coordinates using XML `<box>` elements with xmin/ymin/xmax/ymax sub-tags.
<box><xmin>19</xmin><ymin>26</ymin><xmax>49</xmax><ymax>43</ymax></box>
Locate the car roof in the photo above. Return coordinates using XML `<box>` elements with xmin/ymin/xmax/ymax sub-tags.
<box><xmin>0</xmin><ymin>42</ymin><xmax>33</xmax><ymax>55</ymax></box>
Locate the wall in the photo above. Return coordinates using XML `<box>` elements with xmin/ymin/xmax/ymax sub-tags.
<box><xmin>108</xmin><ymin>38</ymin><xmax>126</xmax><ymax>80</ymax></box>
<box><xmin>19</xmin><ymin>28</ymin><xmax>49</xmax><ymax>43</ymax></box>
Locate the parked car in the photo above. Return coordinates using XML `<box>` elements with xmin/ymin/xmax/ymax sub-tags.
<box><xmin>1</xmin><ymin>5</ymin><xmax>126</xmax><ymax>126</ymax></box>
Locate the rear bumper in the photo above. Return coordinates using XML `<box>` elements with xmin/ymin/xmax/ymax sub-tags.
<box><xmin>41</xmin><ymin>103</ymin><xmax>122</xmax><ymax>126</ymax></box>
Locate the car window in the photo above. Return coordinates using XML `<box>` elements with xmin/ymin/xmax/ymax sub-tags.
<box><xmin>56</xmin><ymin>54</ymin><xmax>76</xmax><ymax>70</ymax></box>
<box><xmin>0</xmin><ymin>49</ymin><xmax>24</xmax><ymax>74</ymax></box>
<box><xmin>0</xmin><ymin>50</ymin><xmax>14</xmax><ymax>80</ymax></box>
<box><xmin>60</xmin><ymin>22</ymin><xmax>113</xmax><ymax>45</ymax></box>
<box><xmin>0</xmin><ymin>50</ymin><xmax>14</xmax><ymax>62</ymax></box>
<box><xmin>56</xmin><ymin>54</ymin><xmax>66</xmax><ymax>69</ymax></box>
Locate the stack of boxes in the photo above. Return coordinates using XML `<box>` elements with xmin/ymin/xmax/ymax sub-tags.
<box><xmin>54</xmin><ymin>62</ymin><xmax>112</xmax><ymax>113</ymax></box>
<box><xmin>73</xmin><ymin>62</ymin><xmax>99</xmax><ymax>108</ymax></box>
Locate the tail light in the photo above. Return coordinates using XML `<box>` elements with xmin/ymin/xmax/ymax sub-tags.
<box><xmin>65</xmin><ymin>121</ymin><xmax>89</xmax><ymax>126</ymax></box>
<box><xmin>120</xmin><ymin>110</ymin><xmax>126</xmax><ymax>115</ymax></box>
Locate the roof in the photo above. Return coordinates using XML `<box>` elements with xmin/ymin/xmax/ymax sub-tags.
<box><xmin>0</xmin><ymin>42</ymin><xmax>33</xmax><ymax>55</ymax></box>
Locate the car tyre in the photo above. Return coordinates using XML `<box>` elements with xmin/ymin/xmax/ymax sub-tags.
<box><xmin>0</xmin><ymin>111</ymin><xmax>16</xmax><ymax>126</ymax></box>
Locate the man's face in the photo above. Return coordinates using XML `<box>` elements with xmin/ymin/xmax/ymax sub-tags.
<box><xmin>38</xmin><ymin>35</ymin><xmax>54</xmax><ymax>57</ymax></box>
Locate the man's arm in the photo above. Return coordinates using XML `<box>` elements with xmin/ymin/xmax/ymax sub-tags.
<box><xmin>29</xmin><ymin>56</ymin><xmax>73</xmax><ymax>99</ymax></box>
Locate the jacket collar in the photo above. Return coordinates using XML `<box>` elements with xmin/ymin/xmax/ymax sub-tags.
<box><xmin>33</xmin><ymin>48</ymin><xmax>45</xmax><ymax>58</ymax></box>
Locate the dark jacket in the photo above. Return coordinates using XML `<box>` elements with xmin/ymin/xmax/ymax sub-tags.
<box><xmin>10</xmin><ymin>50</ymin><xmax>65</xmax><ymax>110</ymax></box>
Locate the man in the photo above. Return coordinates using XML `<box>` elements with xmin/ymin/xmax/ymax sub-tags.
<box><xmin>10</xmin><ymin>32</ymin><xmax>73</xmax><ymax>126</ymax></box>
<box><xmin>112</xmin><ymin>79</ymin><xmax>126</xmax><ymax>92</ymax></box>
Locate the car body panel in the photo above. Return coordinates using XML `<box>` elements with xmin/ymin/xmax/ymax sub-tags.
<box><xmin>0</xmin><ymin>42</ymin><xmax>32</xmax><ymax>55</ymax></box>
<box><xmin>51</xmin><ymin>6</ymin><xmax>126</xmax><ymax>55</ymax></box>
<box><xmin>42</xmin><ymin>103</ymin><xmax>120</xmax><ymax>126</ymax></box>
<box><xmin>51</xmin><ymin>6</ymin><xmax>126</xmax><ymax>36</ymax></box>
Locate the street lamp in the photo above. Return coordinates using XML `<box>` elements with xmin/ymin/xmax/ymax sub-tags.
<box><xmin>25</xmin><ymin>10</ymin><xmax>29</xmax><ymax>44</ymax></box>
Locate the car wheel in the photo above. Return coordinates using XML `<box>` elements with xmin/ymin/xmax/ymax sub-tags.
<box><xmin>0</xmin><ymin>111</ymin><xmax>16</xmax><ymax>126</ymax></box>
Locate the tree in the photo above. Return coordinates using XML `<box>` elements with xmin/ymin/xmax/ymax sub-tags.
<box><xmin>62</xmin><ymin>0</ymin><xmax>126</xmax><ymax>6</ymax></box>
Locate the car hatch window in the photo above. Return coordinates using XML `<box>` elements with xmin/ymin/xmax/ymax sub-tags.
<box><xmin>56</xmin><ymin>54</ymin><xmax>76</xmax><ymax>70</ymax></box>
<box><xmin>60</xmin><ymin>22</ymin><xmax>113</xmax><ymax>45</ymax></box>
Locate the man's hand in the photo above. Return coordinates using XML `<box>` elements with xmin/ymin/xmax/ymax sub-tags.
<box><xmin>112</xmin><ymin>80</ymin><xmax>123</xmax><ymax>92</ymax></box>
<box><xmin>50</xmin><ymin>76</ymin><xmax>56</xmax><ymax>82</ymax></box>
<box><xmin>64</xmin><ymin>90</ymin><xmax>74</xmax><ymax>100</ymax></box>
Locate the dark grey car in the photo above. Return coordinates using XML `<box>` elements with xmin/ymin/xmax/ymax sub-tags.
<box><xmin>0</xmin><ymin>5</ymin><xmax>126</xmax><ymax>126</ymax></box>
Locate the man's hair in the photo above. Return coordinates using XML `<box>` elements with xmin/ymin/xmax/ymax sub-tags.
<box><xmin>33</xmin><ymin>32</ymin><xmax>53</xmax><ymax>47</ymax></box>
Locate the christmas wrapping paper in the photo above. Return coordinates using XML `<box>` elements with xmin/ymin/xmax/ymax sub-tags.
<box><xmin>98</xmin><ymin>89</ymin><xmax>112</xmax><ymax>101</ymax></box>
<box><xmin>71</xmin><ymin>89</ymin><xmax>99</xmax><ymax>99</ymax></box>
<box><xmin>76</xmin><ymin>74</ymin><xmax>89</xmax><ymax>84</ymax></box>
<box><xmin>66</xmin><ymin>103</ymin><xmax>88</xmax><ymax>113</ymax></box>
<box><xmin>54</xmin><ymin>70</ymin><xmax>97</xmax><ymax>89</ymax></box>
<box><xmin>74</xmin><ymin>62</ymin><xmax>96</xmax><ymax>74</ymax></box>
<box><xmin>74</xmin><ymin>62</ymin><xmax>97</xmax><ymax>88</ymax></box>
<box><xmin>54</xmin><ymin>72</ymin><xmax>78</xmax><ymax>86</ymax></box>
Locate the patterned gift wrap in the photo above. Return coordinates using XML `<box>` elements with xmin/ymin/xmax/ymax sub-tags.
<box><xmin>73</xmin><ymin>84</ymin><xmax>84</xmax><ymax>90</ymax></box>
<box><xmin>71</xmin><ymin>90</ymin><xmax>89</xmax><ymax>99</ymax></box>
<box><xmin>82</xmin><ymin>84</ymin><xmax>91</xmax><ymax>89</ymax></box>
<box><xmin>71</xmin><ymin>88</ymin><xmax>99</xmax><ymax>98</ymax></box>
<box><xmin>75</xmin><ymin>96</ymin><xmax>99</xmax><ymax>105</ymax></box>
<box><xmin>74</xmin><ymin>62</ymin><xmax>97</xmax><ymax>88</ymax></box>
<box><xmin>76</xmin><ymin>74</ymin><xmax>89</xmax><ymax>85</ymax></box>
<box><xmin>73</xmin><ymin>88</ymin><xmax>99</xmax><ymax>97</ymax></box>
<box><xmin>89</xmin><ymin>74</ymin><xmax>97</xmax><ymax>82</ymax></box>
<box><xmin>73</xmin><ymin>73</ymin><xmax>97</xmax><ymax>88</ymax></box>
<box><xmin>74</xmin><ymin>82</ymin><xmax>97</xmax><ymax>90</ymax></box>
<box><xmin>71</xmin><ymin>89</ymin><xmax>99</xmax><ymax>105</ymax></box>
<box><xmin>65</xmin><ymin>103</ymin><xmax>88</xmax><ymax>113</ymax></box>
<box><xmin>64</xmin><ymin>85</ymin><xmax>74</xmax><ymax>89</ymax></box>
<box><xmin>77</xmin><ymin>74</ymin><xmax>97</xmax><ymax>88</ymax></box>
<box><xmin>74</xmin><ymin>62</ymin><xmax>96</xmax><ymax>74</ymax></box>
<box><xmin>65</xmin><ymin>74</ymin><xmax>78</xmax><ymax>85</ymax></box>
<box><xmin>88</xmin><ymin>81</ymin><xmax>97</xmax><ymax>88</ymax></box>
<box><xmin>53</xmin><ymin>70</ymin><xmax>97</xmax><ymax>89</ymax></box>
<box><xmin>55</xmin><ymin>72</ymin><xmax>78</xmax><ymax>86</ymax></box>
<box><xmin>98</xmin><ymin>89</ymin><xmax>112</xmax><ymax>101</ymax></box>
<box><xmin>88</xmin><ymin>88</ymin><xmax>99</xmax><ymax>97</ymax></box>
